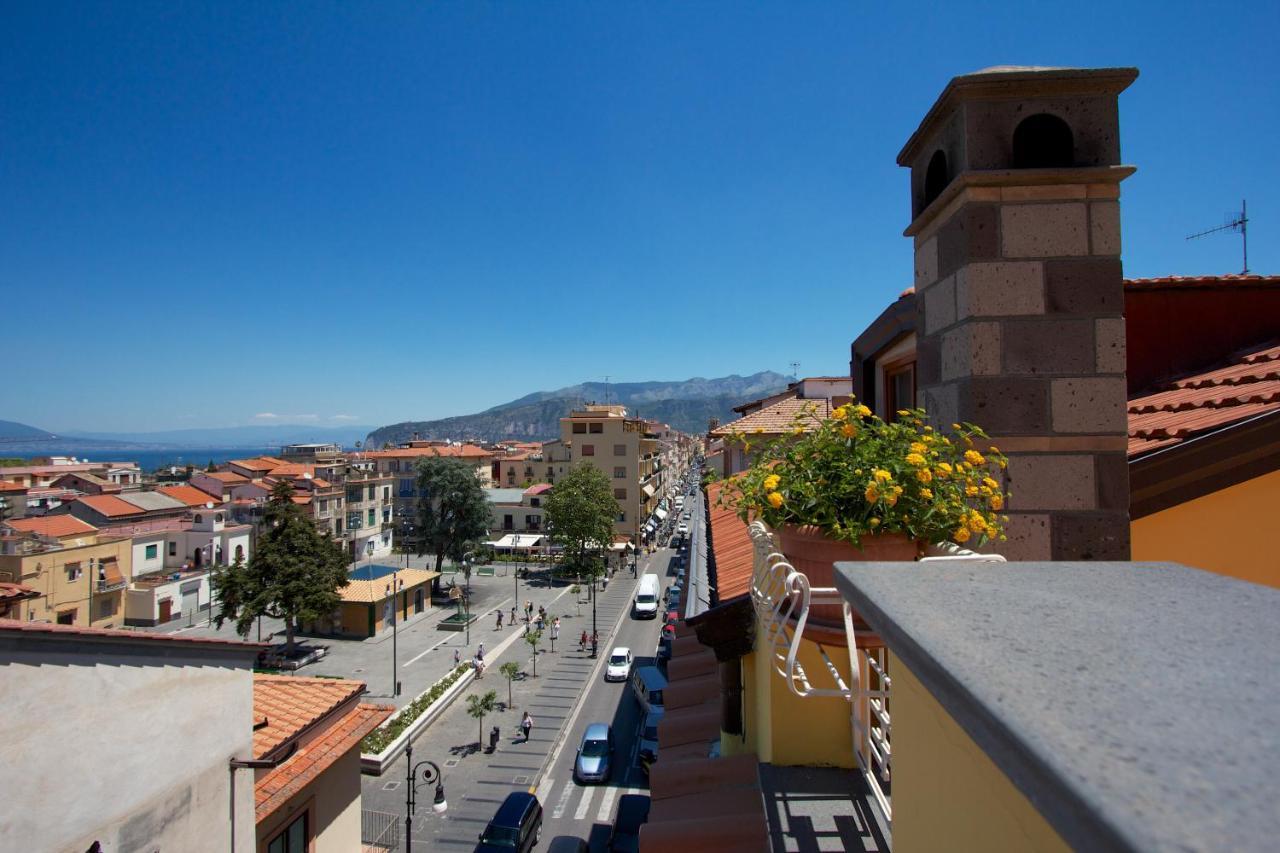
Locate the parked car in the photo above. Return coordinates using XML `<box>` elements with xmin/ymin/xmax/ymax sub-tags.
<box><xmin>574</xmin><ymin>723</ymin><xmax>614</xmax><ymax>783</ymax></box>
<box><xmin>608</xmin><ymin>794</ymin><xmax>651</xmax><ymax>853</ymax></box>
<box><xmin>605</xmin><ymin>647</ymin><xmax>633</xmax><ymax>682</ymax></box>
<box><xmin>638</xmin><ymin>710</ymin><xmax>661</xmax><ymax>770</ymax></box>
<box><xmin>477</xmin><ymin>791</ymin><xmax>542</xmax><ymax>853</ymax></box>
<box><xmin>630</xmin><ymin>666</ymin><xmax>667</xmax><ymax>717</ymax></box>
<box><xmin>676</xmin><ymin>523</ymin><xmax>689</xmax><ymax>537</ymax></box>
<box><xmin>547</xmin><ymin>838</ymin><xmax>589</xmax><ymax>853</ymax></box>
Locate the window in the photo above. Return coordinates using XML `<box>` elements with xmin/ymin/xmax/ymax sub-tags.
<box><xmin>145</xmin><ymin>544</ymin><xmax>158</xmax><ymax>560</ymax></box>
<box><xmin>367</xmin><ymin>508</ymin><xmax>376</xmax><ymax>528</ymax></box>
<box><xmin>390</xmin><ymin>460</ymin><xmax>400</xmax><ymax>473</ymax></box>
<box><xmin>98</xmin><ymin>597</ymin><xmax>115</xmax><ymax>619</ymax></box>
<box><xmin>614</xmin><ymin>488</ymin><xmax>627</xmax><ymax>500</ymax></box>
<box><xmin>617</xmin><ymin>512</ymin><xmax>627</xmax><ymax>523</ymax></box>
<box><xmin>504</xmin><ymin>514</ymin><xmax>514</xmax><ymax>531</ymax></box>
<box><xmin>885</xmin><ymin>361</ymin><xmax>916</xmax><ymax>417</ymax></box>
<box><xmin>527</xmin><ymin>515</ymin><xmax>541</xmax><ymax>529</ymax></box>
<box><xmin>65</xmin><ymin>562</ymin><xmax>82</xmax><ymax>582</ymax></box>
<box><xmin>613</xmin><ymin>467</ymin><xmax>626</xmax><ymax>479</ymax></box>
<box><xmin>267</xmin><ymin>813</ymin><xmax>308</xmax><ymax>853</ymax></box>
<box><xmin>1013</xmin><ymin>113</ymin><xmax>1074</xmax><ymax>169</ymax></box>
<box><xmin>923</xmin><ymin>149</ymin><xmax>949</xmax><ymax>209</ymax></box>
<box><xmin>399</xmin><ymin>478</ymin><xmax>415</xmax><ymax>497</ymax></box>
<box><xmin>319</xmin><ymin>499</ymin><xmax>328</xmax><ymax>512</ymax></box>
<box><xmin>367</xmin><ymin>485</ymin><xmax>376</xmax><ymax>501</ymax></box>
<box><xmin>572</xmin><ymin>423</ymin><xmax>587</xmax><ymax>434</ymax></box>
<box><xmin>589</xmin><ymin>422</ymin><xmax>603</xmax><ymax>434</ymax></box>
<box><xmin>347</xmin><ymin>488</ymin><xmax>362</xmax><ymax>504</ymax></box>
<box><xmin>582</xmin><ymin>445</ymin><xmax>595</xmax><ymax>457</ymax></box>
<box><xmin>57</xmin><ymin>610</ymin><xmax>76</xmax><ymax>625</ymax></box>
<box><xmin>348</xmin><ymin>511</ymin><xmax>361</xmax><ymax>530</ymax></box>
<box><xmin>168</xmin><ymin>542</ymin><xmax>177</xmax><ymax>557</ymax></box>
<box><xmin>383</xmin><ymin>486</ymin><xmax>390</xmax><ymax>501</ymax></box>
<box><xmin>194</xmin><ymin>514</ymin><xmax>203</xmax><ymax>524</ymax></box>
<box><xmin>613</xmin><ymin>444</ymin><xmax>626</xmax><ymax>456</ymax></box>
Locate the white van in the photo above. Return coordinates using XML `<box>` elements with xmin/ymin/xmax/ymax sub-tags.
<box><xmin>633</xmin><ymin>573</ymin><xmax>660</xmax><ymax>619</ymax></box>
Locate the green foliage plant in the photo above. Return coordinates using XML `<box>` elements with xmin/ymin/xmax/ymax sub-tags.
<box><xmin>413</xmin><ymin>457</ymin><xmax>492</xmax><ymax>573</ymax></box>
<box><xmin>361</xmin><ymin>664</ymin><xmax>471</xmax><ymax>754</ymax></box>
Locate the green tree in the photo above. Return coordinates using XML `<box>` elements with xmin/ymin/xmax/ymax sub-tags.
<box><xmin>467</xmin><ymin>689</ymin><xmax>498</xmax><ymax>748</ymax></box>
<box><xmin>544</xmin><ymin>463</ymin><xmax>616</xmax><ymax>584</ymax></box>
<box><xmin>212</xmin><ymin>480</ymin><xmax>349</xmax><ymax>654</ymax></box>
<box><xmin>524</xmin><ymin>627</ymin><xmax>543</xmax><ymax>677</ymax></box>
<box><xmin>499</xmin><ymin>661</ymin><xmax>520</xmax><ymax>709</ymax></box>
<box><xmin>414</xmin><ymin>457</ymin><xmax>492</xmax><ymax>573</ymax></box>
<box><xmin>206</xmin><ymin>459</ymin><xmax>217</xmax><ymax>472</ymax></box>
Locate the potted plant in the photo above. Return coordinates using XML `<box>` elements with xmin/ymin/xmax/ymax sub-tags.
<box><xmin>720</xmin><ymin>403</ymin><xmax>1010</xmax><ymax>633</ymax></box>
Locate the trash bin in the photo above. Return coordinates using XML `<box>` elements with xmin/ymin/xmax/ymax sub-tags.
<box><xmin>489</xmin><ymin>726</ymin><xmax>500</xmax><ymax>753</ymax></box>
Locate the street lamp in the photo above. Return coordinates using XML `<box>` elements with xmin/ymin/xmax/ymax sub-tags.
<box><xmin>461</xmin><ymin>555</ymin><xmax>472</xmax><ymax>647</ymax></box>
<box><xmin>404</xmin><ymin>742</ymin><xmax>446</xmax><ymax>853</ymax></box>
<box><xmin>590</xmin><ymin>556</ymin><xmax>599</xmax><ymax>658</ymax></box>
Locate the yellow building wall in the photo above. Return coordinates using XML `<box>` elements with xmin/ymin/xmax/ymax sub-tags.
<box><xmin>1132</xmin><ymin>469</ymin><xmax>1280</xmax><ymax>589</ymax></box>
<box><xmin>892</xmin><ymin>654</ymin><xmax>1070</xmax><ymax>853</ymax></box>
<box><xmin>0</xmin><ymin>536</ymin><xmax>134</xmax><ymax>628</ymax></box>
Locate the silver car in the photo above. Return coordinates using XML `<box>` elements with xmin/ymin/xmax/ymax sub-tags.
<box><xmin>574</xmin><ymin>723</ymin><xmax>614</xmax><ymax>784</ymax></box>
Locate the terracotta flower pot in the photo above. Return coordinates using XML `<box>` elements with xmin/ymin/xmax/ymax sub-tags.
<box><xmin>774</xmin><ymin>524</ymin><xmax>920</xmax><ymax>643</ymax></box>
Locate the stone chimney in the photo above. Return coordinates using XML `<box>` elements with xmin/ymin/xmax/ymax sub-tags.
<box><xmin>898</xmin><ymin>66</ymin><xmax>1136</xmax><ymax>560</ymax></box>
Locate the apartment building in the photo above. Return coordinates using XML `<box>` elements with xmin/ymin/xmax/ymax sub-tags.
<box><xmin>0</xmin><ymin>515</ymin><xmax>133</xmax><ymax>628</ymax></box>
<box><xmin>365</xmin><ymin>443</ymin><xmax>496</xmax><ymax>524</ymax></box>
<box><xmin>559</xmin><ymin>405</ymin><xmax>662</xmax><ymax>542</ymax></box>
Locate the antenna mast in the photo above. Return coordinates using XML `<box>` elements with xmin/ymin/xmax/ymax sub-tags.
<box><xmin>604</xmin><ymin>375</ymin><xmax>611</xmax><ymax>405</ymax></box>
<box><xmin>1186</xmin><ymin>200</ymin><xmax>1250</xmax><ymax>274</ymax></box>
<box><xmin>789</xmin><ymin>361</ymin><xmax>800</xmax><ymax>382</ymax></box>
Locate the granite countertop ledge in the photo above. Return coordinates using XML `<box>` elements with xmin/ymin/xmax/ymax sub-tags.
<box><xmin>832</xmin><ymin>560</ymin><xmax>1280</xmax><ymax>853</ymax></box>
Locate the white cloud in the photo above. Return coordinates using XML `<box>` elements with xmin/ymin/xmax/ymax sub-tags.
<box><xmin>254</xmin><ymin>412</ymin><xmax>280</xmax><ymax>420</ymax></box>
<box><xmin>331</xmin><ymin>414</ymin><xmax>360</xmax><ymax>421</ymax></box>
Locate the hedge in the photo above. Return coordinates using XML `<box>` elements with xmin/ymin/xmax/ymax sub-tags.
<box><xmin>361</xmin><ymin>664</ymin><xmax>472</xmax><ymax>754</ymax></box>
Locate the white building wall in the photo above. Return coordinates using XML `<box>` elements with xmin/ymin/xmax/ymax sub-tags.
<box><xmin>131</xmin><ymin>532</ymin><xmax>168</xmax><ymax>578</ymax></box>
<box><xmin>0</xmin><ymin>641</ymin><xmax>256</xmax><ymax>852</ymax></box>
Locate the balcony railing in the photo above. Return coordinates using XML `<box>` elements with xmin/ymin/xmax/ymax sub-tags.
<box><xmin>748</xmin><ymin>521</ymin><xmax>1005</xmax><ymax>826</ymax></box>
<box><xmin>96</xmin><ymin>577</ymin><xmax>127</xmax><ymax>593</ymax></box>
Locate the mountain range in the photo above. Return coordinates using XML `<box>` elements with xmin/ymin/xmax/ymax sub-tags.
<box><xmin>365</xmin><ymin>371</ymin><xmax>792</xmax><ymax>446</ymax></box>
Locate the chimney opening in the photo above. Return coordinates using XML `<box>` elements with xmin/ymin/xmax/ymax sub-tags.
<box><xmin>1012</xmin><ymin>113</ymin><xmax>1074</xmax><ymax>168</ymax></box>
<box><xmin>923</xmin><ymin>149</ymin><xmax>949</xmax><ymax>209</ymax></box>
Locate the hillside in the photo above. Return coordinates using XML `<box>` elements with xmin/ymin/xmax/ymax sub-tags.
<box><xmin>366</xmin><ymin>371</ymin><xmax>790</xmax><ymax>446</ymax></box>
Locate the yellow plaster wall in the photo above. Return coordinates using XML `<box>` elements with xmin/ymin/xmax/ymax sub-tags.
<box><xmin>1132</xmin><ymin>469</ymin><xmax>1280</xmax><ymax>589</ymax></box>
<box><xmin>892</xmin><ymin>654</ymin><xmax>1070</xmax><ymax>853</ymax></box>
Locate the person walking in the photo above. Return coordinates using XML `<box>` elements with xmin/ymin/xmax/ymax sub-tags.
<box><xmin>477</xmin><ymin>642</ymin><xmax>485</xmax><ymax>661</ymax></box>
<box><xmin>474</xmin><ymin>654</ymin><xmax>485</xmax><ymax>678</ymax></box>
<box><xmin>510</xmin><ymin>605</ymin><xmax>517</xmax><ymax>625</ymax></box>
<box><xmin>496</xmin><ymin>610</ymin><xmax>504</xmax><ymax>629</ymax></box>
<box><xmin>453</xmin><ymin>647</ymin><xmax>461</xmax><ymax>667</ymax></box>
<box><xmin>520</xmin><ymin>711</ymin><xmax>533</xmax><ymax>743</ymax></box>
<box><xmin>579</xmin><ymin>630</ymin><xmax>588</xmax><ymax>652</ymax></box>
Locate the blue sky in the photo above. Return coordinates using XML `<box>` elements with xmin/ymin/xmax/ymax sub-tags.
<box><xmin>3</xmin><ymin>2</ymin><xmax>1277</xmax><ymax>433</ymax></box>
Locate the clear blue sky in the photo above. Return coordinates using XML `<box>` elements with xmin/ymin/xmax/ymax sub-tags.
<box><xmin>3</xmin><ymin>1</ymin><xmax>1276</xmax><ymax>433</ymax></box>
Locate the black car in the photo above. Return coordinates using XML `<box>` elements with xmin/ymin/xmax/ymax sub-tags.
<box><xmin>477</xmin><ymin>791</ymin><xmax>543</xmax><ymax>852</ymax></box>
<box><xmin>608</xmin><ymin>794</ymin><xmax>651</xmax><ymax>853</ymax></box>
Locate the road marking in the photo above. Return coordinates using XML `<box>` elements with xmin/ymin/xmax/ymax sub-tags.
<box><xmin>573</xmin><ymin>785</ymin><xmax>596</xmax><ymax>821</ymax></box>
<box><xmin>627</xmin><ymin>788</ymin><xmax>640</xmax><ymax>796</ymax></box>
<box><xmin>596</xmin><ymin>785</ymin><xmax>619</xmax><ymax>822</ymax></box>
<box><xmin>549</xmin><ymin>779</ymin><xmax>574</xmax><ymax>819</ymax></box>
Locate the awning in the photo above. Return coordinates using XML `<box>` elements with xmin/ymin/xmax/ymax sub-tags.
<box><xmin>654</xmin><ymin>507</ymin><xmax>669</xmax><ymax>521</ymax></box>
<box><xmin>99</xmin><ymin>558</ymin><xmax>125</xmax><ymax>588</ymax></box>
<box><xmin>644</xmin><ymin>522</ymin><xmax>656</xmax><ymax>535</ymax></box>
<box><xmin>642</xmin><ymin>483</ymin><xmax>656</xmax><ymax>498</ymax></box>
<box><xmin>485</xmin><ymin>534</ymin><xmax>545</xmax><ymax>549</ymax></box>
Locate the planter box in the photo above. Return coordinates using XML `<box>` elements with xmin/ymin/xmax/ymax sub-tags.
<box><xmin>437</xmin><ymin>613</ymin><xmax>478</xmax><ymax>632</ymax></box>
<box><xmin>360</xmin><ymin>667</ymin><xmax>475</xmax><ymax>776</ymax></box>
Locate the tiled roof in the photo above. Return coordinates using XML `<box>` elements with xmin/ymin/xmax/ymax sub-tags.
<box><xmin>0</xmin><ymin>618</ymin><xmax>266</xmax><ymax>649</ymax></box>
<box><xmin>0</xmin><ymin>479</ymin><xmax>26</xmax><ymax>491</ymax></box>
<box><xmin>255</xmin><ymin>701</ymin><xmax>393</xmax><ymax>820</ymax></box>
<box><xmin>1128</xmin><ymin>341</ymin><xmax>1280</xmax><ymax>457</ymax></box>
<box><xmin>523</xmin><ymin>483</ymin><xmax>553</xmax><ymax>496</ymax></box>
<box><xmin>339</xmin><ymin>568</ymin><xmax>440</xmax><ymax>603</ymax></box>
<box><xmin>4</xmin><ymin>515</ymin><xmax>98</xmax><ymax>538</ymax></box>
<box><xmin>228</xmin><ymin>457</ymin><xmax>280</xmax><ymax>471</ymax></box>
<box><xmin>202</xmin><ymin>471</ymin><xmax>250</xmax><ymax>483</ymax></box>
<box><xmin>252</xmin><ymin>674</ymin><xmax>366</xmax><ymax>757</ymax></box>
<box><xmin>367</xmin><ymin>444</ymin><xmax>492</xmax><ymax>459</ymax></box>
<box><xmin>75</xmin><ymin>494</ymin><xmax>147</xmax><ymax>517</ymax></box>
<box><xmin>52</xmin><ymin>471</ymin><xmax>112</xmax><ymax>487</ymax></box>
<box><xmin>158</xmin><ymin>484</ymin><xmax>221</xmax><ymax>508</ymax></box>
<box><xmin>704</xmin><ymin>481</ymin><xmax>754</xmax><ymax>602</ymax></box>
<box><xmin>711</xmin><ymin>397</ymin><xmax>831</xmax><ymax>438</ymax></box>
<box><xmin>1124</xmin><ymin>274</ymin><xmax>1280</xmax><ymax>289</ymax></box>
<box><xmin>0</xmin><ymin>582</ymin><xmax>40</xmax><ymax>602</ymax></box>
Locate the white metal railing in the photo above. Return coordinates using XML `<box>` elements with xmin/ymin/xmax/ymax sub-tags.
<box><xmin>748</xmin><ymin>521</ymin><xmax>1006</xmax><ymax>825</ymax></box>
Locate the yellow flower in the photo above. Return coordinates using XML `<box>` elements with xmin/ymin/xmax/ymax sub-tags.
<box><xmin>763</xmin><ymin>474</ymin><xmax>781</xmax><ymax>491</ymax></box>
<box><xmin>916</xmin><ymin>468</ymin><xmax>933</xmax><ymax>484</ymax></box>
<box><xmin>965</xmin><ymin>485</ymin><xmax>979</xmax><ymax>497</ymax></box>
<box><xmin>989</xmin><ymin>446</ymin><xmax>1000</xmax><ymax>454</ymax></box>
<box><xmin>864</xmin><ymin>483</ymin><xmax>880</xmax><ymax>503</ymax></box>
<box><xmin>923</xmin><ymin>426</ymin><xmax>934</xmax><ymax>433</ymax></box>
<box><xmin>753</xmin><ymin>427</ymin><xmax>764</xmax><ymax>434</ymax></box>
<box><xmin>998</xmin><ymin>458</ymin><xmax>1008</xmax><ymax>469</ymax></box>
<box><xmin>910</xmin><ymin>442</ymin><xmax>928</xmax><ymax>454</ymax></box>
<box><xmin>905</xmin><ymin>452</ymin><xmax>927</xmax><ymax>467</ymax></box>
<box><xmin>868</xmin><ymin>517</ymin><xmax>881</xmax><ymax>528</ymax></box>
<box><xmin>767</xmin><ymin>491</ymin><xmax>784</xmax><ymax>509</ymax></box>
<box><xmin>982</xmin><ymin>477</ymin><xmax>999</xmax><ymax>490</ymax></box>
<box><xmin>989</xmin><ymin>494</ymin><xmax>1004</xmax><ymax>511</ymax></box>
<box><xmin>964</xmin><ymin>449</ymin><xmax>985</xmax><ymax>466</ymax></box>
<box><xmin>793</xmin><ymin>426</ymin><xmax>804</xmax><ymax>436</ymax></box>
<box><xmin>885</xmin><ymin>493</ymin><xmax>898</xmax><ymax>507</ymax></box>
<box><xmin>936</xmin><ymin>462</ymin><xmax>953</xmax><ymax>476</ymax></box>
<box><xmin>968</xmin><ymin>512</ymin><xmax>986</xmax><ymax>533</ymax></box>
<box><xmin>896</xmin><ymin>409</ymin><xmax>911</xmax><ymax>418</ymax></box>
<box><xmin>853</xmin><ymin>404</ymin><xmax>872</xmax><ymax>418</ymax></box>
<box><xmin>831</xmin><ymin>405</ymin><xmax>849</xmax><ymax>421</ymax></box>
<box><xmin>873</xmin><ymin>469</ymin><xmax>893</xmax><ymax>483</ymax></box>
<box><xmin>920</xmin><ymin>488</ymin><xmax>933</xmax><ymax>499</ymax></box>
<box><xmin>951</xmin><ymin>423</ymin><xmax>963</xmax><ymax>432</ymax></box>
<box><xmin>953</xmin><ymin>526</ymin><xmax>971</xmax><ymax>543</ymax></box>
<box><xmin>841</xmin><ymin>423</ymin><xmax>857</xmax><ymax>438</ymax></box>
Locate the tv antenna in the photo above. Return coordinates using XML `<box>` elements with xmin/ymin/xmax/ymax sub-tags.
<box><xmin>789</xmin><ymin>361</ymin><xmax>800</xmax><ymax>382</ymax></box>
<box><xmin>1186</xmin><ymin>200</ymin><xmax>1249</xmax><ymax>274</ymax></box>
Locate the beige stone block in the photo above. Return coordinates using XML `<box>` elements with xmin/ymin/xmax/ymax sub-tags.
<box><xmin>966</xmin><ymin>187</ymin><xmax>1003</xmax><ymax>202</ymax></box>
<box><xmin>915</xmin><ymin>236</ymin><xmax>938</xmax><ymax>289</ymax></box>
<box><xmin>1001</xmin><ymin>203</ymin><xmax>1089</xmax><ymax>258</ymax></box>
<box><xmin>996</xmin><ymin>512</ymin><xmax>1052</xmax><ymax>560</ymax></box>
<box><xmin>1000</xmin><ymin>184</ymin><xmax>1088</xmax><ymax>202</ymax></box>
<box><xmin>923</xmin><ymin>273</ymin><xmax>956</xmax><ymax>335</ymax></box>
<box><xmin>921</xmin><ymin>382</ymin><xmax>958</xmax><ymax>430</ymax></box>
<box><xmin>1095</xmin><ymin>318</ymin><xmax>1126</xmax><ymax>374</ymax></box>
<box><xmin>941</xmin><ymin>323</ymin><xmax>1002</xmax><ymax>381</ymax></box>
<box><xmin>1090</xmin><ymin>201</ymin><xmax>1121</xmax><ymax>255</ymax></box>
<box><xmin>1005</xmin><ymin>454</ymin><xmax>1097</xmax><ymax>511</ymax></box>
<box><xmin>1087</xmin><ymin>184</ymin><xmax>1121</xmax><ymax>199</ymax></box>
<box><xmin>956</xmin><ymin>262</ymin><xmax>1045</xmax><ymax>318</ymax></box>
<box><xmin>1051</xmin><ymin>377</ymin><xmax>1128</xmax><ymax>433</ymax></box>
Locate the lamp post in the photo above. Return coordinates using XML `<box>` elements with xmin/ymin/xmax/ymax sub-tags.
<box><xmin>404</xmin><ymin>742</ymin><xmax>446</xmax><ymax>853</ymax></box>
<box><xmin>461</xmin><ymin>556</ymin><xmax>471</xmax><ymax>647</ymax></box>
<box><xmin>590</xmin><ymin>558</ymin><xmax>599</xmax><ymax>658</ymax></box>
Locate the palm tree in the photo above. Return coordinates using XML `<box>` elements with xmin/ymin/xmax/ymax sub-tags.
<box><xmin>467</xmin><ymin>690</ymin><xmax>498</xmax><ymax>748</ymax></box>
<box><xmin>499</xmin><ymin>662</ymin><xmax>520</xmax><ymax>709</ymax></box>
<box><xmin>524</xmin><ymin>628</ymin><xmax>543</xmax><ymax>677</ymax></box>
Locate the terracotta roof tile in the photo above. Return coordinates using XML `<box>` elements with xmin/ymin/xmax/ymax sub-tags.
<box><xmin>366</xmin><ymin>445</ymin><xmax>492</xmax><ymax>460</ymax></box>
<box><xmin>711</xmin><ymin>397</ymin><xmax>831</xmax><ymax>438</ymax></box>
<box><xmin>523</xmin><ymin>483</ymin><xmax>553</xmax><ymax>496</ymax></box>
<box><xmin>0</xmin><ymin>582</ymin><xmax>40</xmax><ymax>602</ymax></box>
<box><xmin>228</xmin><ymin>457</ymin><xmax>280</xmax><ymax>471</ymax></box>
<box><xmin>252</xmin><ymin>674</ymin><xmax>367</xmax><ymax>758</ymax></box>
<box><xmin>76</xmin><ymin>493</ymin><xmax>148</xmax><ymax>517</ymax></box>
<box><xmin>203</xmin><ymin>471</ymin><xmax>250</xmax><ymax>484</ymax></box>
<box><xmin>4</xmin><ymin>515</ymin><xmax>98</xmax><ymax>538</ymax></box>
<box><xmin>1128</xmin><ymin>340</ymin><xmax>1280</xmax><ymax>458</ymax></box>
<box><xmin>704</xmin><ymin>481</ymin><xmax>754</xmax><ymax>601</ymax></box>
<box><xmin>0</xmin><ymin>479</ymin><xmax>26</xmax><ymax>491</ymax></box>
<box><xmin>339</xmin><ymin>569</ymin><xmax>440</xmax><ymax>603</ymax></box>
<box><xmin>158</xmin><ymin>484</ymin><xmax>222</xmax><ymax>508</ymax></box>
<box><xmin>254</xmin><ymin>700</ymin><xmax>393</xmax><ymax>821</ymax></box>
<box><xmin>1124</xmin><ymin>274</ymin><xmax>1280</xmax><ymax>289</ymax></box>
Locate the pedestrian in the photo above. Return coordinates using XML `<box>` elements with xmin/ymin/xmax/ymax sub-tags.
<box><xmin>520</xmin><ymin>711</ymin><xmax>533</xmax><ymax>742</ymax></box>
<box><xmin>538</xmin><ymin>605</ymin><xmax>546</xmax><ymax>621</ymax></box>
<box><xmin>591</xmin><ymin>630</ymin><xmax>599</xmax><ymax>649</ymax></box>
<box><xmin>496</xmin><ymin>610</ymin><xmax>503</xmax><ymax>629</ymax></box>
<box><xmin>579</xmin><ymin>630</ymin><xmax>588</xmax><ymax>652</ymax></box>
<box><xmin>477</xmin><ymin>642</ymin><xmax>485</xmax><ymax>661</ymax></box>
<box><xmin>474</xmin><ymin>655</ymin><xmax>485</xmax><ymax>678</ymax></box>
<box><xmin>510</xmin><ymin>605</ymin><xmax>517</xmax><ymax>625</ymax></box>
<box><xmin>453</xmin><ymin>648</ymin><xmax>461</xmax><ymax>667</ymax></box>
<box><xmin>525</xmin><ymin>600</ymin><xmax>533</xmax><ymax>620</ymax></box>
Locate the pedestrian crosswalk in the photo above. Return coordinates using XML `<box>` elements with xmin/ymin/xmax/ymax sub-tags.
<box><xmin>544</xmin><ymin>777</ymin><xmax>644</xmax><ymax>823</ymax></box>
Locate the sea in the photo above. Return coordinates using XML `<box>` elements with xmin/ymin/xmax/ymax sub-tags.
<box><xmin>31</xmin><ymin>447</ymin><xmax>277</xmax><ymax>473</ymax></box>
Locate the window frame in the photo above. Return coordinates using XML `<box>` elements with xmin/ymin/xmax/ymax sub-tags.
<box><xmin>882</xmin><ymin>355</ymin><xmax>917</xmax><ymax>419</ymax></box>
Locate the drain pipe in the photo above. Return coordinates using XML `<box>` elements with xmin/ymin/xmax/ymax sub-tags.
<box><xmin>228</xmin><ymin>741</ymin><xmax>297</xmax><ymax>852</ymax></box>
